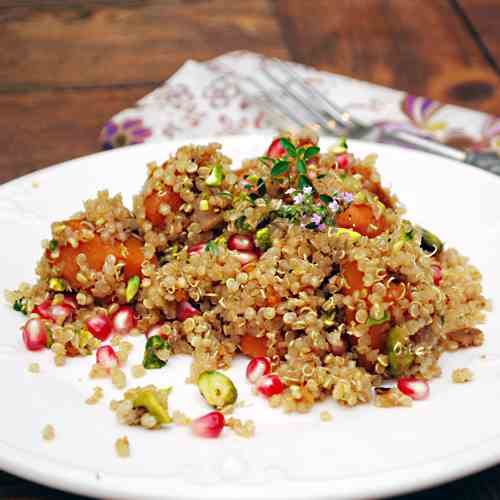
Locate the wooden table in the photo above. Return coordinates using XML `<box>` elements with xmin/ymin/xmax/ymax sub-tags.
<box><xmin>0</xmin><ymin>0</ymin><xmax>499</xmax><ymax>498</ymax></box>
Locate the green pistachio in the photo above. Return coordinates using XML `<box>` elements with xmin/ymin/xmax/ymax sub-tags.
<box><xmin>143</xmin><ymin>335</ymin><xmax>170</xmax><ymax>369</ymax></box>
<box><xmin>132</xmin><ymin>388</ymin><xmax>172</xmax><ymax>425</ymax></box>
<box><xmin>13</xmin><ymin>298</ymin><xmax>28</xmax><ymax>315</ymax></box>
<box><xmin>205</xmin><ymin>164</ymin><xmax>224</xmax><ymax>187</ymax></box>
<box><xmin>199</xmin><ymin>199</ymin><xmax>210</xmax><ymax>212</ymax></box>
<box><xmin>49</xmin><ymin>278</ymin><xmax>67</xmax><ymax>292</ymax></box>
<box><xmin>420</xmin><ymin>227</ymin><xmax>444</xmax><ymax>255</ymax></box>
<box><xmin>126</xmin><ymin>276</ymin><xmax>141</xmax><ymax>303</ymax></box>
<box><xmin>198</xmin><ymin>370</ymin><xmax>238</xmax><ymax>409</ymax></box>
<box><xmin>255</xmin><ymin>227</ymin><xmax>272</xmax><ymax>251</ymax></box>
<box><xmin>386</xmin><ymin>326</ymin><xmax>414</xmax><ymax>376</ymax></box>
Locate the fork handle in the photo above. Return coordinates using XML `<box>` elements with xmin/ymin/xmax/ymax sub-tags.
<box><xmin>379</xmin><ymin>129</ymin><xmax>467</xmax><ymax>163</ymax></box>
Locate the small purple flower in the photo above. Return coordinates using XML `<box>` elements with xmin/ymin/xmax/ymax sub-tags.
<box><xmin>303</xmin><ymin>186</ymin><xmax>313</xmax><ymax>195</ymax></box>
<box><xmin>317</xmin><ymin>223</ymin><xmax>326</xmax><ymax>231</ymax></box>
<box><xmin>311</xmin><ymin>213</ymin><xmax>322</xmax><ymax>226</ymax></box>
<box><xmin>99</xmin><ymin>118</ymin><xmax>153</xmax><ymax>150</ymax></box>
<box><xmin>293</xmin><ymin>193</ymin><xmax>304</xmax><ymax>204</ymax></box>
<box><xmin>300</xmin><ymin>222</ymin><xmax>307</xmax><ymax>230</ymax></box>
<box><xmin>341</xmin><ymin>192</ymin><xmax>354</xmax><ymax>204</ymax></box>
<box><xmin>328</xmin><ymin>200</ymin><xmax>339</xmax><ymax>212</ymax></box>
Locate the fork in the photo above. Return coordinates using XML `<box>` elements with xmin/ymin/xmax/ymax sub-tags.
<box><xmin>246</xmin><ymin>58</ymin><xmax>500</xmax><ymax>175</ymax></box>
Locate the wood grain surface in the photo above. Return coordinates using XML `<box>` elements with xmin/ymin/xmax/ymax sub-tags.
<box><xmin>0</xmin><ymin>1</ymin><xmax>499</xmax><ymax>499</ymax></box>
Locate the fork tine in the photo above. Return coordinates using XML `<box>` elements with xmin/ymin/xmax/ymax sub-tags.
<box><xmin>272</xmin><ymin>58</ymin><xmax>365</xmax><ymax>130</ymax></box>
<box><xmin>260</xmin><ymin>62</ymin><xmax>340</xmax><ymax>135</ymax></box>
<box><xmin>241</xmin><ymin>77</ymin><xmax>313</xmax><ymax>131</ymax></box>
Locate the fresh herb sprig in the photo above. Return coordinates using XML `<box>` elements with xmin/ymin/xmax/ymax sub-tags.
<box><xmin>260</xmin><ymin>138</ymin><xmax>319</xmax><ymax>191</ymax></box>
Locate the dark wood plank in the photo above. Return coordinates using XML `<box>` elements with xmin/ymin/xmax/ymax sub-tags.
<box><xmin>0</xmin><ymin>85</ymin><xmax>152</xmax><ymax>185</ymax></box>
<box><xmin>457</xmin><ymin>0</ymin><xmax>500</xmax><ymax>75</ymax></box>
<box><xmin>275</xmin><ymin>0</ymin><xmax>500</xmax><ymax>114</ymax></box>
<box><xmin>0</xmin><ymin>0</ymin><xmax>288</xmax><ymax>88</ymax></box>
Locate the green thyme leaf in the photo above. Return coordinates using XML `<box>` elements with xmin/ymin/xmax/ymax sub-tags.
<box><xmin>279</xmin><ymin>138</ymin><xmax>296</xmax><ymax>157</ymax></box>
<box><xmin>338</xmin><ymin>137</ymin><xmax>348</xmax><ymax>149</ymax></box>
<box><xmin>298</xmin><ymin>174</ymin><xmax>313</xmax><ymax>191</ymax></box>
<box><xmin>235</xmin><ymin>216</ymin><xmax>252</xmax><ymax>232</ymax></box>
<box><xmin>216</xmin><ymin>191</ymin><xmax>232</xmax><ymax>198</ymax></box>
<box><xmin>319</xmin><ymin>194</ymin><xmax>333</xmax><ymax>204</ymax></box>
<box><xmin>205</xmin><ymin>240</ymin><xmax>220</xmax><ymax>256</ymax></box>
<box><xmin>271</xmin><ymin>161</ymin><xmax>290</xmax><ymax>177</ymax></box>
<box><xmin>296</xmin><ymin>159</ymin><xmax>307</xmax><ymax>175</ymax></box>
<box><xmin>304</xmin><ymin>146</ymin><xmax>320</xmax><ymax>160</ymax></box>
<box><xmin>49</xmin><ymin>239</ymin><xmax>58</xmax><ymax>252</ymax></box>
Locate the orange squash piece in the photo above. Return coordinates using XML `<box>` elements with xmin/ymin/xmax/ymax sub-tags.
<box><xmin>240</xmin><ymin>334</ymin><xmax>268</xmax><ymax>358</ymax></box>
<box><xmin>144</xmin><ymin>188</ymin><xmax>183</xmax><ymax>227</ymax></box>
<box><xmin>336</xmin><ymin>204</ymin><xmax>386</xmax><ymax>237</ymax></box>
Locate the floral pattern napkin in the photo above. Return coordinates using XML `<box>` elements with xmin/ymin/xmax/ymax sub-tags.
<box><xmin>100</xmin><ymin>51</ymin><xmax>499</xmax><ymax>155</ymax></box>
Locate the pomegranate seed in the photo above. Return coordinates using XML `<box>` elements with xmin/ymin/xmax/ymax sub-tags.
<box><xmin>33</xmin><ymin>299</ymin><xmax>52</xmax><ymax>319</ymax></box>
<box><xmin>336</xmin><ymin>154</ymin><xmax>349</xmax><ymax>169</ymax></box>
<box><xmin>232</xmin><ymin>250</ymin><xmax>258</xmax><ymax>265</ymax></box>
<box><xmin>112</xmin><ymin>306</ymin><xmax>136</xmax><ymax>335</ymax></box>
<box><xmin>397</xmin><ymin>376</ymin><xmax>429</xmax><ymax>401</ymax></box>
<box><xmin>227</xmin><ymin>234</ymin><xmax>255</xmax><ymax>252</ymax></box>
<box><xmin>188</xmin><ymin>243</ymin><xmax>207</xmax><ymax>256</ymax></box>
<box><xmin>191</xmin><ymin>411</ymin><xmax>225</xmax><ymax>438</ymax></box>
<box><xmin>86</xmin><ymin>314</ymin><xmax>112</xmax><ymax>341</ymax></box>
<box><xmin>431</xmin><ymin>265</ymin><xmax>443</xmax><ymax>286</ymax></box>
<box><xmin>176</xmin><ymin>301</ymin><xmax>201</xmax><ymax>321</ymax></box>
<box><xmin>246</xmin><ymin>356</ymin><xmax>271</xmax><ymax>384</ymax></box>
<box><xmin>256</xmin><ymin>374</ymin><xmax>285</xmax><ymax>398</ymax></box>
<box><xmin>96</xmin><ymin>345</ymin><xmax>119</xmax><ymax>370</ymax></box>
<box><xmin>22</xmin><ymin>318</ymin><xmax>48</xmax><ymax>351</ymax></box>
<box><xmin>146</xmin><ymin>323</ymin><xmax>169</xmax><ymax>339</ymax></box>
<box><xmin>266</xmin><ymin>138</ymin><xmax>287</xmax><ymax>159</ymax></box>
<box><xmin>48</xmin><ymin>303</ymin><xmax>74</xmax><ymax>325</ymax></box>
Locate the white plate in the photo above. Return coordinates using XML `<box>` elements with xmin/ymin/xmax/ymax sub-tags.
<box><xmin>0</xmin><ymin>136</ymin><xmax>499</xmax><ymax>500</ymax></box>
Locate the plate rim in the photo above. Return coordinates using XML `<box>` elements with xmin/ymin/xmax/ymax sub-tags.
<box><xmin>1</xmin><ymin>135</ymin><xmax>499</xmax><ymax>500</ymax></box>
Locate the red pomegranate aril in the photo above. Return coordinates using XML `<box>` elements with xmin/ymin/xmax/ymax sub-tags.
<box><xmin>188</xmin><ymin>243</ymin><xmax>207</xmax><ymax>256</ymax></box>
<box><xmin>48</xmin><ymin>303</ymin><xmax>74</xmax><ymax>325</ymax></box>
<box><xmin>336</xmin><ymin>154</ymin><xmax>349</xmax><ymax>169</ymax></box>
<box><xmin>191</xmin><ymin>411</ymin><xmax>225</xmax><ymax>438</ymax></box>
<box><xmin>431</xmin><ymin>265</ymin><xmax>443</xmax><ymax>286</ymax></box>
<box><xmin>228</xmin><ymin>234</ymin><xmax>255</xmax><ymax>252</ymax></box>
<box><xmin>256</xmin><ymin>374</ymin><xmax>285</xmax><ymax>398</ymax></box>
<box><xmin>86</xmin><ymin>314</ymin><xmax>112</xmax><ymax>341</ymax></box>
<box><xmin>266</xmin><ymin>137</ymin><xmax>287</xmax><ymax>159</ymax></box>
<box><xmin>22</xmin><ymin>318</ymin><xmax>48</xmax><ymax>351</ymax></box>
<box><xmin>397</xmin><ymin>376</ymin><xmax>429</xmax><ymax>401</ymax></box>
<box><xmin>246</xmin><ymin>356</ymin><xmax>271</xmax><ymax>384</ymax></box>
<box><xmin>96</xmin><ymin>345</ymin><xmax>119</xmax><ymax>370</ymax></box>
<box><xmin>112</xmin><ymin>306</ymin><xmax>136</xmax><ymax>335</ymax></box>
<box><xmin>33</xmin><ymin>299</ymin><xmax>52</xmax><ymax>319</ymax></box>
<box><xmin>232</xmin><ymin>250</ymin><xmax>258</xmax><ymax>265</ymax></box>
<box><xmin>146</xmin><ymin>323</ymin><xmax>169</xmax><ymax>339</ymax></box>
<box><xmin>176</xmin><ymin>301</ymin><xmax>201</xmax><ymax>322</ymax></box>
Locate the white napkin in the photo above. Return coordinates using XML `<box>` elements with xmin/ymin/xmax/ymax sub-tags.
<box><xmin>99</xmin><ymin>51</ymin><xmax>499</xmax><ymax>155</ymax></box>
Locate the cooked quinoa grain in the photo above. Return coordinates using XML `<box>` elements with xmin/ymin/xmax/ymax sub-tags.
<box><xmin>320</xmin><ymin>410</ymin><xmax>333</xmax><ymax>422</ymax></box>
<box><xmin>42</xmin><ymin>424</ymin><xmax>55</xmax><ymax>441</ymax></box>
<box><xmin>28</xmin><ymin>362</ymin><xmax>40</xmax><ymax>373</ymax></box>
<box><xmin>452</xmin><ymin>368</ymin><xmax>473</xmax><ymax>383</ymax></box>
<box><xmin>86</xmin><ymin>386</ymin><xmax>104</xmax><ymax>405</ymax></box>
<box><xmin>115</xmin><ymin>436</ymin><xmax>130</xmax><ymax>458</ymax></box>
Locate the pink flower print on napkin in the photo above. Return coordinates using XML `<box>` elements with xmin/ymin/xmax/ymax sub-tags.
<box><xmin>99</xmin><ymin>118</ymin><xmax>152</xmax><ymax>150</ymax></box>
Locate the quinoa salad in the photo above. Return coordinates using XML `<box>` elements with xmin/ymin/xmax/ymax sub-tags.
<box><xmin>6</xmin><ymin>131</ymin><xmax>490</xmax><ymax>440</ymax></box>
